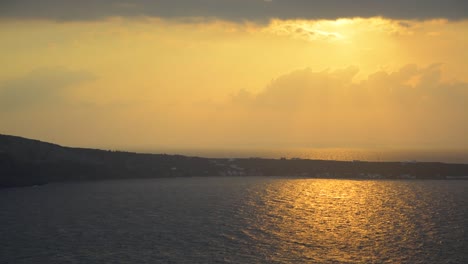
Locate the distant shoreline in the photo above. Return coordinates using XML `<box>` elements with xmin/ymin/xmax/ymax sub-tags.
<box><xmin>1</xmin><ymin>134</ymin><xmax>468</xmax><ymax>188</ymax></box>
<box><xmin>132</xmin><ymin>147</ymin><xmax>468</xmax><ymax>164</ymax></box>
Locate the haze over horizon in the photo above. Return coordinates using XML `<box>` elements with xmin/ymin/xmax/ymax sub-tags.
<box><xmin>1</xmin><ymin>1</ymin><xmax>467</xmax><ymax>152</ymax></box>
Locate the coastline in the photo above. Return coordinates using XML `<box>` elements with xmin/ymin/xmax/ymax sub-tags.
<box><xmin>2</xmin><ymin>134</ymin><xmax>468</xmax><ymax>188</ymax></box>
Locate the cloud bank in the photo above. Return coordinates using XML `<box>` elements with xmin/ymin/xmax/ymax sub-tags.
<box><xmin>1</xmin><ymin>65</ymin><xmax>466</xmax><ymax>149</ymax></box>
<box><xmin>193</xmin><ymin>64</ymin><xmax>468</xmax><ymax>148</ymax></box>
<box><xmin>1</xmin><ymin>0</ymin><xmax>466</xmax><ymax>21</ymax></box>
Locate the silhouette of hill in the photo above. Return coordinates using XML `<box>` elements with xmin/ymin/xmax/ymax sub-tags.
<box><xmin>0</xmin><ymin>134</ymin><xmax>218</xmax><ymax>188</ymax></box>
<box><xmin>1</xmin><ymin>134</ymin><xmax>467</xmax><ymax>188</ymax></box>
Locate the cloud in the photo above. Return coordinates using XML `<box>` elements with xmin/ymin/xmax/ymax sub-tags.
<box><xmin>0</xmin><ymin>67</ymin><xmax>95</xmax><ymax>111</ymax></box>
<box><xmin>234</xmin><ymin>64</ymin><xmax>467</xmax><ymax>107</ymax></box>
<box><xmin>1</xmin><ymin>0</ymin><xmax>466</xmax><ymax>22</ymax></box>
<box><xmin>192</xmin><ymin>64</ymin><xmax>468</xmax><ymax>148</ymax></box>
<box><xmin>266</xmin><ymin>21</ymin><xmax>345</xmax><ymax>41</ymax></box>
<box><xmin>1</xmin><ymin>65</ymin><xmax>465</xmax><ymax>150</ymax></box>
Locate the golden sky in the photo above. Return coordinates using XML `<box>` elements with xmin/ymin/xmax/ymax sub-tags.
<box><xmin>1</xmin><ymin>2</ymin><xmax>467</xmax><ymax>151</ymax></box>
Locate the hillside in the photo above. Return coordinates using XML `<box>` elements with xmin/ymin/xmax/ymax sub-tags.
<box><xmin>0</xmin><ymin>134</ymin><xmax>217</xmax><ymax>188</ymax></box>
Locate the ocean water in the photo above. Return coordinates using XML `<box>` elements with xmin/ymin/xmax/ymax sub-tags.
<box><xmin>1</xmin><ymin>177</ymin><xmax>467</xmax><ymax>263</ymax></box>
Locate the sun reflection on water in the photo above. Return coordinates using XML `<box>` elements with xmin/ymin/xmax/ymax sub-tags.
<box><xmin>240</xmin><ymin>179</ymin><xmax>461</xmax><ymax>263</ymax></box>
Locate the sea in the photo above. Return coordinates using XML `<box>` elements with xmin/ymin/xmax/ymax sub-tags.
<box><xmin>1</xmin><ymin>177</ymin><xmax>467</xmax><ymax>263</ymax></box>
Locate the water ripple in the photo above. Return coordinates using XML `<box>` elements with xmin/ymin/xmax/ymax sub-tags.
<box><xmin>0</xmin><ymin>177</ymin><xmax>466</xmax><ymax>263</ymax></box>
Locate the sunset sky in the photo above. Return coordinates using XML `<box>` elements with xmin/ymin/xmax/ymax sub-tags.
<box><xmin>1</xmin><ymin>1</ymin><xmax>467</xmax><ymax>152</ymax></box>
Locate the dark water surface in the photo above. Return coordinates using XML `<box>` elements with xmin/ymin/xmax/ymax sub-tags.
<box><xmin>1</xmin><ymin>177</ymin><xmax>467</xmax><ymax>263</ymax></box>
